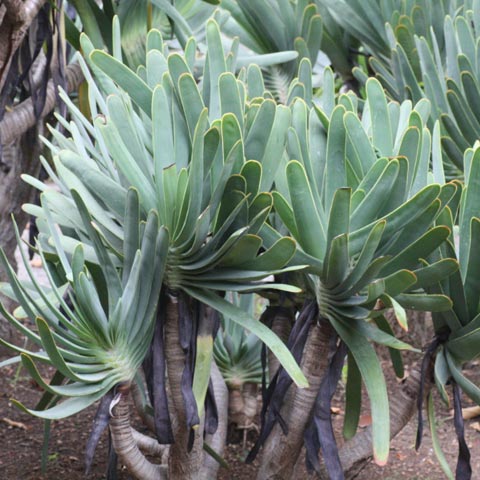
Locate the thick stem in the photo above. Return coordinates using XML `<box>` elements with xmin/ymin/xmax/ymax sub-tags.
<box><xmin>0</xmin><ymin>127</ymin><xmax>42</xmax><ymax>352</ymax></box>
<box><xmin>203</xmin><ymin>361</ymin><xmax>229</xmax><ymax>480</ymax></box>
<box><xmin>131</xmin><ymin>428</ymin><xmax>169</xmax><ymax>460</ymax></box>
<box><xmin>268</xmin><ymin>307</ymin><xmax>294</xmax><ymax>382</ymax></box>
<box><xmin>110</xmin><ymin>391</ymin><xmax>167</xmax><ymax>480</ymax></box>
<box><xmin>165</xmin><ymin>292</ymin><xmax>204</xmax><ymax>479</ymax></box>
<box><xmin>0</xmin><ymin>0</ymin><xmax>48</xmax><ymax>91</ymax></box>
<box><xmin>257</xmin><ymin>320</ymin><xmax>334</xmax><ymax>480</ymax></box>
<box><xmin>0</xmin><ymin>62</ymin><xmax>84</xmax><ymax>145</ymax></box>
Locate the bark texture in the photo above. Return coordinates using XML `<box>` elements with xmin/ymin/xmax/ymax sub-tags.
<box><xmin>0</xmin><ymin>128</ymin><xmax>42</xmax><ymax>350</ymax></box>
<box><xmin>0</xmin><ymin>0</ymin><xmax>48</xmax><ymax>92</ymax></box>
<box><xmin>0</xmin><ymin>62</ymin><xmax>83</xmax><ymax>144</ymax></box>
<box><xmin>164</xmin><ymin>293</ymin><xmax>204</xmax><ymax>479</ymax></box>
<box><xmin>268</xmin><ymin>306</ymin><xmax>294</xmax><ymax>382</ymax></box>
<box><xmin>257</xmin><ymin>320</ymin><xmax>335</xmax><ymax>480</ymax></box>
<box><xmin>110</xmin><ymin>391</ymin><xmax>167</xmax><ymax>480</ymax></box>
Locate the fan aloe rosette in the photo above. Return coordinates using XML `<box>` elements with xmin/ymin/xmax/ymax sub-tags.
<box><xmin>348</xmin><ymin>1</ymin><xmax>480</xmax><ymax>178</ymax></box>
<box><xmin>3</xmin><ymin>19</ymin><xmax>310</xmax><ymax>477</ymax></box>
<box><xmin>410</xmin><ymin>146</ymin><xmax>480</xmax><ymax>479</ymax></box>
<box><xmin>249</xmin><ymin>77</ymin><xmax>457</xmax><ymax>478</ymax></box>
<box><xmin>0</xmin><ymin>190</ymin><xmax>168</xmax><ymax>419</ymax></box>
<box><xmin>213</xmin><ymin>292</ymin><xmax>263</xmax><ymax>434</ymax></box>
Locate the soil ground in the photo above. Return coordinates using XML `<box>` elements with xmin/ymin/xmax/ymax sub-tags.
<box><xmin>1</xmin><ymin>355</ymin><xmax>480</xmax><ymax>480</ymax></box>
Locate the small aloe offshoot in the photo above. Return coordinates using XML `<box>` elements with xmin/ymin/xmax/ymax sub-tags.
<box><xmin>214</xmin><ymin>293</ymin><xmax>263</xmax><ymax>439</ymax></box>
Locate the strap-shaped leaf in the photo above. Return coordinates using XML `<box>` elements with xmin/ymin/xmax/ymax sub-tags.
<box><xmin>240</xmin><ymin>237</ymin><xmax>297</xmax><ymax>270</ymax></box>
<box><xmin>412</xmin><ymin>258</ymin><xmax>459</xmax><ymax>289</ymax></box>
<box><xmin>463</xmin><ymin>217</ymin><xmax>480</xmax><ymax>318</ymax></box>
<box><xmin>367</xmin><ymin>78</ymin><xmax>393</xmax><ymax>156</ymax></box>
<box><xmin>218</xmin><ymin>235</ymin><xmax>263</xmax><ymax>267</ymax></box>
<box><xmin>428</xmin><ymin>393</ymin><xmax>455</xmax><ymax>480</ymax></box>
<box><xmin>445</xmin><ymin>351</ymin><xmax>480</xmax><ymax>404</ymax></box>
<box><xmin>260</xmin><ymin>105</ymin><xmax>291</xmax><ymax>191</ymax></box>
<box><xmin>380</xmin><ymin>226</ymin><xmax>450</xmax><ymax>277</ymax></box>
<box><xmin>174</xmin><ymin>109</ymin><xmax>209</xmax><ymax>244</ymax></box>
<box><xmin>344</xmin><ymin>111</ymin><xmax>377</xmax><ymax>175</ymax></box>
<box><xmin>60</xmin><ymin>151</ymin><xmax>127</xmax><ymax>218</ymax></box>
<box><xmin>245</xmin><ymin>100</ymin><xmax>276</xmax><ymax>162</ymax></box>
<box><xmin>334</xmin><ymin>221</ymin><xmax>385</xmax><ymax>294</ymax></box>
<box><xmin>178</xmin><ymin>73</ymin><xmax>206</xmax><ymax>141</ymax></box>
<box><xmin>374</xmin><ymin>314</ymin><xmax>405</xmax><ymax>378</ymax></box>
<box><xmin>326</xmin><ymin>188</ymin><xmax>351</xmax><ymax>254</ymax></box>
<box><xmin>71</xmin><ymin>190</ymin><xmax>123</xmax><ymax>313</ymax></box>
<box><xmin>394</xmin><ymin>293</ymin><xmax>452</xmax><ymax>312</ymax></box>
<box><xmin>330</xmin><ymin>315</ymin><xmax>390</xmax><ymax>465</ymax></box>
<box><xmin>36</xmin><ymin>318</ymin><xmax>109</xmax><ymax>384</ymax></box>
<box><xmin>447</xmin><ymin>324</ymin><xmax>480</xmax><ymax>362</ymax></box>
<box><xmin>106</xmin><ymin>95</ymin><xmax>152</xmax><ymax>176</ymax></box>
<box><xmin>434</xmin><ymin>348</ymin><xmax>451</xmax><ymax>405</ymax></box>
<box><xmin>206</xmin><ymin>19</ymin><xmax>228</xmax><ymax>118</ymax></box>
<box><xmin>95</xmin><ymin>118</ymin><xmax>156</xmax><ymax>211</ymax></box>
<box><xmin>286</xmin><ymin>160</ymin><xmax>325</xmax><ymax>259</ymax></box>
<box><xmin>324</xmin><ymin>234</ymin><xmax>349</xmax><ymax>288</ymax></box>
<box><xmin>220</xmin><ymin>72</ymin><xmax>244</xmax><ymax>129</ymax></box>
<box><xmin>21</xmin><ymin>354</ymin><xmax>115</xmax><ymax>398</ymax></box>
<box><xmin>11</xmin><ymin>389</ymin><xmax>107</xmax><ymax>420</ymax></box>
<box><xmin>90</xmin><ymin>50</ymin><xmax>153</xmax><ymax>116</ymax></box>
<box><xmin>324</xmin><ymin>105</ymin><xmax>347</xmax><ymax>212</ymax></box>
<box><xmin>350</xmin><ymin>160</ymin><xmax>399</xmax><ymax>231</ymax></box>
<box><xmin>184</xmin><ymin>287</ymin><xmax>308</xmax><ymax>388</ymax></box>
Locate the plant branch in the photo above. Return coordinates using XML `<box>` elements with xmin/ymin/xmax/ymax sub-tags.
<box><xmin>0</xmin><ymin>0</ymin><xmax>48</xmax><ymax>91</ymax></box>
<box><xmin>110</xmin><ymin>390</ymin><xmax>167</xmax><ymax>480</ymax></box>
<box><xmin>0</xmin><ymin>62</ymin><xmax>83</xmax><ymax>145</ymax></box>
<box><xmin>131</xmin><ymin>428</ymin><xmax>169</xmax><ymax>459</ymax></box>
<box><xmin>165</xmin><ymin>292</ymin><xmax>204</xmax><ymax>479</ymax></box>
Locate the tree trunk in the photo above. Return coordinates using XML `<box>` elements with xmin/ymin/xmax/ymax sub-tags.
<box><xmin>0</xmin><ymin>128</ymin><xmax>42</xmax><ymax>352</ymax></box>
<box><xmin>164</xmin><ymin>292</ymin><xmax>204</xmax><ymax>479</ymax></box>
<box><xmin>0</xmin><ymin>0</ymin><xmax>48</xmax><ymax>91</ymax></box>
<box><xmin>257</xmin><ymin>320</ymin><xmax>335</xmax><ymax>479</ymax></box>
<box><xmin>268</xmin><ymin>306</ymin><xmax>294</xmax><ymax>382</ymax></box>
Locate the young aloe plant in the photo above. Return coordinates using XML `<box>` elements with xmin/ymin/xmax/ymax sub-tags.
<box><xmin>249</xmin><ymin>77</ymin><xmax>457</xmax><ymax>479</ymax></box>
<box><xmin>214</xmin><ymin>293</ymin><xmax>263</xmax><ymax>435</ymax></box>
